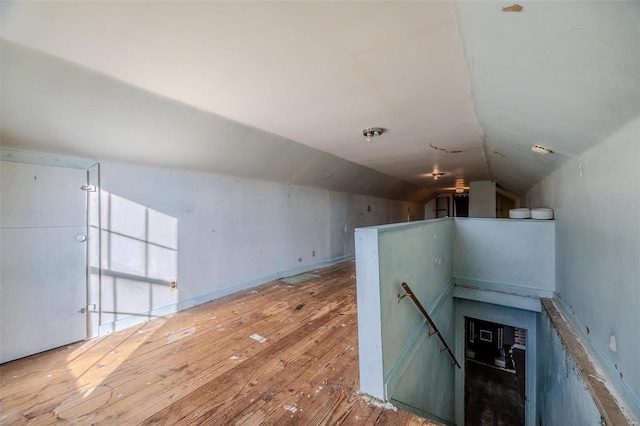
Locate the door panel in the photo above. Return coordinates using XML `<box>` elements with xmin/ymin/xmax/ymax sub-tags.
<box><xmin>0</xmin><ymin>161</ymin><xmax>87</xmax><ymax>363</ymax></box>
<box><xmin>1</xmin><ymin>162</ymin><xmax>85</xmax><ymax>227</ymax></box>
<box><xmin>0</xmin><ymin>227</ymin><xmax>87</xmax><ymax>362</ymax></box>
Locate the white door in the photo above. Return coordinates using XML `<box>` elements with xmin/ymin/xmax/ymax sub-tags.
<box><xmin>1</xmin><ymin>161</ymin><xmax>87</xmax><ymax>363</ymax></box>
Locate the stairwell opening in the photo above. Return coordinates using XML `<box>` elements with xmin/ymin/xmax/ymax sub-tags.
<box><xmin>464</xmin><ymin>317</ymin><xmax>527</xmax><ymax>425</ymax></box>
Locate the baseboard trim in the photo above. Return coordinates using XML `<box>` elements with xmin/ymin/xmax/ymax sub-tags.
<box><xmin>98</xmin><ymin>255</ymin><xmax>354</xmax><ymax>335</ymax></box>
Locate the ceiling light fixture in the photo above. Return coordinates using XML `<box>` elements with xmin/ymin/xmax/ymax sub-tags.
<box><xmin>362</xmin><ymin>127</ymin><xmax>385</xmax><ymax>142</ymax></box>
<box><xmin>532</xmin><ymin>144</ymin><xmax>553</xmax><ymax>155</ymax></box>
<box><xmin>456</xmin><ymin>188</ymin><xmax>465</xmax><ymax>194</ymax></box>
<box><xmin>432</xmin><ymin>172</ymin><xmax>446</xmax><ymax>181</ymax></box>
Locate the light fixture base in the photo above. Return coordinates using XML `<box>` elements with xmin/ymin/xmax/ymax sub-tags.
<box><xmin>432</xmin><ymin>172</ymin><xmax>446</xmax><ymax>181</ymax></box>
<box><xmin>362</xmin><ymin>127</ymin><xmax>385</xmax><ymax>142</ymax></box>
<box><xmin>532</xmin><ymin>144</ymin><xmax>553</xmax><ymax>155</ymax></box>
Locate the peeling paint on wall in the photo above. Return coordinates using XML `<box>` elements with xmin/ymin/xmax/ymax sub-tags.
<box><xmin>502</xmin><ymin>4</ymin><xmax>524</xmax><ymax>13</ymax></box>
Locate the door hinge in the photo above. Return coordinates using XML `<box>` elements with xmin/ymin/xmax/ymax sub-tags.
<box><xmin>80</xmin><ymin>185</ymin><xmax>96</xmax><ymax>192</ymax></box>
<box><xmin>78</xmin><ymin>304</ymin><xmax>97</xmax><ymax>314</ymax></box>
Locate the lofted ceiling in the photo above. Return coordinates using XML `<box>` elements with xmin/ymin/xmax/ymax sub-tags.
<box><xmin>1</xmin><ymin>1</ymin><xmax>638</xmax><ymax>201</ymax></box>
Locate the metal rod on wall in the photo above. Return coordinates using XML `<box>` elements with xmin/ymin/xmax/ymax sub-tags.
<box><xmin>400</xmin><ymin>282</ymin><xmax>461</xmax><ymax>369</ymax></box>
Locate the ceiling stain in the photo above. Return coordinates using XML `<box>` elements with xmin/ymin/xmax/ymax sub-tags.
<box><xmin>502</xmin><ymin>4</ymin><xmax>524</xmax><ymax>13</ymax></box>
<box><xmin>429</xmin><ymin>143</ymin><xmax>463</xmax><ymax>154</ymax></box>
<box><xmin>490</xmin><ymin>148</ymin><xmax>509</xmax><ymax>159</ymax></box>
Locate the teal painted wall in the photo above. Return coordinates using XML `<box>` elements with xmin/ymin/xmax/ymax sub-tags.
<box><xmin>388</xmin><ymin>293</ymin><xmax>456</xmax><ymax>424</ymax></box>
<box><xmin>527</xmin><ymin>118</ymin><xmax>640</xmax><ymax>419</ymax></box>
<box><xmin>454</xmin><ymin>218</ymin><xmax>555</xmax><ymax>297</ymax></box>
<box><xmin>536</xmin><ymin>308</ymin><xmax>603</xmax><ymax>425</ymax></box>
<box><xmin>355</xmin><ymin>218</ymin><xmax>456</xmax><ymax>422</ymax></box>
<box><xmin>378</xmin><ymin>219</ymin><xmax>455</xmax><ymax>377</ymax></box>
<box><xmin>356</xmin><ymin>217</ymin><xmax>555</xmax><ymax>423</ymax></box>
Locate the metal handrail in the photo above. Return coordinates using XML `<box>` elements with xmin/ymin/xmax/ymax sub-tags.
<box><xmin>399</xmin><ymin>282</ymin><xmax>461</xmax><ymax>369</ymax></box>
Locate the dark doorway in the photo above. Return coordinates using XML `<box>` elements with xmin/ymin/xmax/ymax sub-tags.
<box><xmin>454</xmin><ymin>194</ymin><xmax>469</xmax><ymax>217</ymax></box>
<box><xmin>464</xmin><ymin>317</ymin><xmax>526</xmax><ymax>426</ymax></box>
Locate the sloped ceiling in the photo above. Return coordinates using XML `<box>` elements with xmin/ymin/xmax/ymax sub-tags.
<box><xmin>1</xmin><ymin>1</ymin><xmax>638</xmax><ymax>200</ymax></box>
<box><xmin>455</xmin><ymin>1</ymin><xmax>640</xmax><ymax>195</ymax></box>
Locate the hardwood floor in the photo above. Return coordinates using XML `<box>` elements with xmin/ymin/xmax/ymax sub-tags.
<box><xmin>0</xmin><ymin>261</ymin><xmax>438</xmax><ymax>425</ymax></box>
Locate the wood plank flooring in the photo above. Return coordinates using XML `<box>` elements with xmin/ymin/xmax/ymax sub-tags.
<box><xmin>0</xmin><ymin>261</ymin><xmax>438</xmax><ymax>425</ymax></box>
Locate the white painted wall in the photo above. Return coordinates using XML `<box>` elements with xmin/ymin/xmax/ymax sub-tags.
<box><xmin>527</xmin><ymin>118</ymin><xmax>640</xmax><ymax>419</ymax></box>
<box><xmin>468</xmin><ymin>181</ymin><xmax>495</xmax><ymax>218</ymax></box>
<box><xmin>99</xmin><ymin>160</ymin><xmax>425</xmax><ymax>332</ymax></box>
<box><xmin>329</xmin><ymin>192</ymin><xmax>418</xmax><ymax>260</ymax></box>
<box><xmin>424</xmin><ymin>198</ymin><xmax>437</xmax><ymax>220</ymax></box>
<box><xmin>98</xmin><ymin>189</ymin><xmax>179</xmax><ymax>331</ymax></box>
